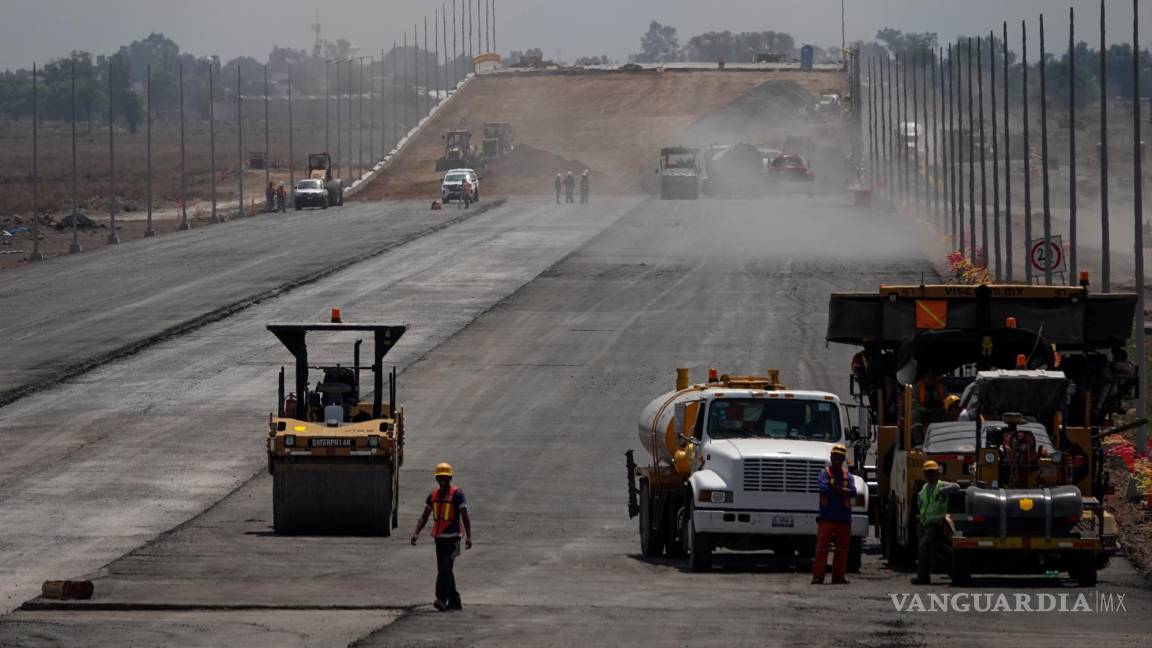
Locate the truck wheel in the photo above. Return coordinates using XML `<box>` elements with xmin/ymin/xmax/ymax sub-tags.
<box><xmin>847</xmin><ymin>536</ymin><xmax>863</xmax><ymax>573</ymax></box>
<box><xmin>639</xmin><ymin>482</ymin><xmax>665</xmax><ymax>557</ymax></box>
<box><xmin>687</xmin><ymin>503</ymin><xmax>713</xmax><ymax>572</ymax></box>
<box><xmin>950</xmin><ymin>549</ymin><xmax>972</xmax><ymax>586</ymax></box>
<box><xmin>1072</xmin><ymin>551</ymin><xmax>1098</xmax><ymax>587</ymax></box>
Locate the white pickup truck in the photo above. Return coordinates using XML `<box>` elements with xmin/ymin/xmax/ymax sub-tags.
<box><xmin>628</xmin><ymin>370</ymin><xmax>869</xmax><ymax>571</ymax></box>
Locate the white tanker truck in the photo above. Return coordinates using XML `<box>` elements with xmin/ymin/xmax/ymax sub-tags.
<box><xmin>625</xmin><ymin>369</ymin><xmax>869</xmax><ymax>571</ymax></box>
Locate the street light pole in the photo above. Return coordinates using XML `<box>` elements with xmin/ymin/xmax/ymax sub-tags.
<box><xmin>69</xmin><ymin>58</ymin><xmax>81</xmax><ymax>254</ymax></box>
<box><xmin>30</xmin><ymin>62</ymin><xmax>42</xmax><ymax>261</ymax></box>
<box><xmin>209</xmin><ymin>61</ymin><xmax>219</xmax><ymax>223</ymax></box>
<box><xmin>107</xmin><ymin>61</ymin><xmax>119</xmax><ymax>244</ymax></box>
<box><xmin>178</xmin><ymin>62</ymin><xmax>191</xmax><ymax>230</ymax></box>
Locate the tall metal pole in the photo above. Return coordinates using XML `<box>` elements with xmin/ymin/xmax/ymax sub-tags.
<box><xmin>990</xmin><ymin>31</ymin><xmax>1001</xmax><ymax>281</ymax></box>
<box><xmin>69</xmin><ymin>58</ymin><xmax>81</xmax><ymax>254</ymax></box>
<box><xmin>107</xmin><ymin>61</ymin><xmax>119</xmax><ymax>244</ymax></box>
<box><xmin>868</xmin><ymin>58</ymin><xmax>875</xmax><ymax>190</ymax></box>
<box><xmin>902</xmin><ymin>52</ymin><xmax>910</xmax><ymax>205</ymax></box>
<box><xmin>264</xmin><ymin>64</ymin><xmax>271</xmax><ymax>208</ymax></box>
<box><xmin>358</xmin><ymin>56</ymin><xmax>365</xmax><ymax>178</ymax></box>
<box><xmin>403</xmin><ymin>36</ymin><xmax>410</xmax><ymax>135</ymax></box>
<box><xmin>920</xmin><ymin>49</ymin><xmax>929</xmax><ymax>218</ymax></box>
<box><xmin>1023</xmin><ymin>21</ymin><xmax>1033</xmax><ymax>283</ymax></box>
<box><xmin>347</xmin><ymin>57</ymin><xmax>353</xmax><ymax>183</ymax></box>
<box><xmin>931</xmin><ymin>48</ymin><xmax>940</xmax><ymax>225</ymax></box>
<box><xmin>468</xmin><ymin>0</ymin><xmax>473</xmax><ymax>69</ymax></box>
<box><xmin>492</xmin><ymin>0</ymin><xmax>496</xmax><ymax>52</ymax></box>
<box><xmin>978</xmin><ymin>37</ymin><xmax>988</xmax><ymax>269</ymax></box>
<box><xmin>884</xmin><ymin>55</ymin><xmax>892</xmax><ymax>198</ymax></box>
<box><xmin>949</xmin><ymin>43</ymin><xmax>958</xmax><ymax>252</ymax></box>
<box><xmin>453</xmin><ymin>0</ymin><xmax>458</xmax><ymax>84</ymax></box>
<box><xmin>178</xmin><ymin>62</ymin><xmax>191</xmax><ymax>230</ymax></box>
<box><xmin>967</xmin><ymin>39</ymin><xmax>977</xmax><ymax>263</ymax></box>
<box><xmin>435</xmin><ymin>7</ymin><xmax>441</xmax><ymax>100</ymax></box>
<box><xmin>289</xmin><ymin>65</ymin><xmax>295</xmax><ymax>192</ymax></box>
<box><xmin>30</xmin><ymin>62</ymin><xmax>41</xmax><ymax>261</ymax></box>
<box><xmin>369</xmin><ymin>56</ymin><xmax>375</xmax><ymax>166</ymax></box>
<box><xmin>336</xmin><ymin>60</ymin><xmax>343</xmax><ymax>176</ymax></box>
<box><xmin>912</xmin><ymin>49</ymin><xmax>921</xmax><ymax>213</ymax></box>
<box><xmin>1004</xmin><ymin>23</ymin><xmax>1012</xmax><ymax>282</ymax></box>
<box><xmin>392</xmin><ymin>43</ymin><xmax>398</xmax><ymax>148</ymax></box>
<box><xmin>1040</xmin><ymin>14</ymin><xmax>1053</xmax><ymax>286</ymax></box>
<box><xmin>414</xmin><ymin>24</ymin><xmax>421</xmax><ymax>119</ymax></box>
<box><xmin>1132</xmin><ymin>0</ymin><xmax>1146</xmax><ymax>451</ymax></box>
<box><xmin>325</xmin><ymin>60</ymin><xmax>331</xmax><ymax>152</ymax></box>
<box><xmin>443</xmin><ymin>4</ymin><xmax>449</xmax><ymax>91</ymax></box>
<box><xmin>1099</xmin><ymin>0</ymin><xmax>1110</xmax><ymax>291</ymax></box>
<box><xmin>147</xmin><ymin>63</ymin><xmax>157</xmax><ymax>234</ymax></box>
<box><xmin>237</xmin><ymin>65</ymin><xmax>244</xmax><ymax>219</ymax></box>
<box><xmin>209</xmin><ymin>62</ymin><xmax>219</xmax><ymax>223</ymax></box>
<box><xmin>424</xmin><ymin>16</ymin><xmax>430</xmax><ymax>115</ymax></box>
<box><xmin>1068</xmin><ymin>6</ymin><xmax>1077</xmax><ymax>282</ymax></box>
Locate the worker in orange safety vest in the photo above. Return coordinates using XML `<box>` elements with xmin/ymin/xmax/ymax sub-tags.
<box><xmin>811</xmin><ymin>444</ymin><xmax>856</xmax><ymax>584</ymax></box>
<box><xmin>411</xmin><ymin>462</ymin><xmax>473</xmax><ymax>611</ymax></box>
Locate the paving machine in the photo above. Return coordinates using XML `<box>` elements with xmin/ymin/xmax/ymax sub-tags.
<box><xmin>306</xmin><ymin>153</ymin><xmax>344</xmax><ymax>206</ymax></box>
<box><xmin>481</xmin><ymin>122</ymin><xmax>514</xmax><ymax>158</ymax></box>
<box><xmin>827</xmin><ymin>281</ymin><xmax>1139</xmax><ymax>586</ymax></box>
<box><xmin>266</xmin><ymin>312</ymin><xmax>407</xmax><ymax>535</ymax></box>
<box><xmin>435</xmin><ymin>130</ymin><xmax>484</xmax><ymax>171</ymax></box>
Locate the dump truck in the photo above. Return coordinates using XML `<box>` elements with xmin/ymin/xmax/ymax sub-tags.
<box><xmin>827</xmin><ymin>280</ymin><xmax>1139</xmax><ymax>586</ymax></box>
<box><xmin>266</xmin><ymin>312</ymin><xmax>407</xmax><ymax>535</ymax></box>
<box><xmin>306</xmin><ymin>153</ymin><xmax>344</xmax><ymax>206</ymax></box>
<box><xmin>659</xmin><ymin>147</ymin><xmax>701</xmax><ymax>200</ymax></box>
<box><xmin>701</xmin><ymin>143</ymin><xmax>765</xmax><ymax>198</ymax></box>
<box><xmin>626</xmin><ymin>369</ymin><xmax>868</xmax><ymax>571</ymax></box>
<box><xmin>481</xmin><ymin>122</ymin><xmax>514</xmax><ymax>158</ymax></box>
<box><xmin>435</xmin><ymin>130</ymin><xmax>483</xmax><ymax>171</ymax></box>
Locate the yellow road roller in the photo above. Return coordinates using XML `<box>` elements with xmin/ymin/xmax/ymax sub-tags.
<box><xmin>266</xmin><ymin>312</ymin><xmax>407</xmax><ymax>535</ymax></box>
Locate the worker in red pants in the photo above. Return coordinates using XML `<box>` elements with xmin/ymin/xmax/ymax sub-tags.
<box><xmin>812</xmin><ymin>444</ymin><xmax>855</xmax><ymax>584</ymax></box>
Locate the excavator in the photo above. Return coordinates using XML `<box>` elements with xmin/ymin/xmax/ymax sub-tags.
<box><xmin>435</xmin><ymin>131</ymin><xmax>484</xmax><ymax>171</ymax></box>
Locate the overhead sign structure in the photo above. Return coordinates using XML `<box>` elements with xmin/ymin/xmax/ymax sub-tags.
<box><xmin>1029</xmin><ymin>236</ymin><xmax>1065</xmax><ymax>274</ymax></box>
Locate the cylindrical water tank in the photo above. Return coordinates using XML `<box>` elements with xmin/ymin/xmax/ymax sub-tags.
<box><xmin>638</xmin><ymin>389</ymin><xmax>705</xmax><ymax>465</ymax></box>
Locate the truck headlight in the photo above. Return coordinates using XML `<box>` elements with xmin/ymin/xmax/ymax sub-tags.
<box><xmin>284</xmin><ymin>434</ymin><xmax>296</xmax><ymax>447</ymax></box>
<box><xmin>699</xmin><ymin>490</ymin><xmax>733</xmax><ymax>504</ymax></box>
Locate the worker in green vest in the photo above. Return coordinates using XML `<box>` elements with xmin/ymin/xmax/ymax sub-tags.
<box><xmin>911</xmin><ymin>459</ymin><xmax>959</xmax><ymax>585</ymax></box>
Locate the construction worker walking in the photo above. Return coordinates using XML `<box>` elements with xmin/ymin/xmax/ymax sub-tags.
<box><xmin>411</xmin><ymin>463</ymin><xmax>472</xmax><ymax>611</ymax></box>
<box><xmin>911</xmin><ymin>459</ymin><xmax>959</xmax><ymax>585</ymax></box>
<box><xmin>579</xmin><ymin>170</ymin><xmax>590</xmax><ymax>204</ymax></box>
<box><xmin>554</xmin><ymin>173</ymin><xmax>563</xmax><ymax>204</ymax></box>
<box><xmin>811</xmin><ymin>444</ymin><xmax>855</xmax><ymax>584</ymax></box>
<box><xmin>563</xmin><ymin>171</ymin><xmax>576</xmax><ymax>204</ymax></box>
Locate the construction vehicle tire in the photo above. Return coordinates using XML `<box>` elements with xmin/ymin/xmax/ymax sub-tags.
<box><xmin>847</xmin><ymin>536</ymin><xmax>863</xmax><ymax>573</ymax></box>
<box><xmin>639</xmin><ymin>481</ymin><xmax>666</xmax><ymax>557</ymax></box>
<box><xmin>950</xmin><ymin>549</ymin><xmax>972</xmax><ymax>586</ymax></box>
<box><xmin>272</xmin><ymin>460</ymin><xmax>394</xmax><ymax>536</ymax></box>
<box><xmin>1071</xmin><ymin>551</ymin><xmax>1098</xmax><ymax>587</ymax></box>
<box><xmin>686</xmin><ymin>501</ymin><xmax>713</xmax><ymax>572</ymax></box>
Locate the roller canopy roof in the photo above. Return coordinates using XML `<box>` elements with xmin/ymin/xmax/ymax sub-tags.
<box><xmin>826</xmin><ymin>284</ymin><xmax>1136</xmax><ymax>349</ymax></box>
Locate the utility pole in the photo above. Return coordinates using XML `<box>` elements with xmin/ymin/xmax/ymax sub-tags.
<box><xmin>335</xmin><ymin>59</ymin><xmax>343</xmax><ymax>178</ymax></box>
<box><xmin>289</xmin><ymin>65</ymin><xmax>295</xmax><ymax>192</ymax></box>
<box><xmin>178</xmin><ymin>63</ymin><xmax>191</xmax><ymax>230</ymax></box>
<box><xmin>1132</xmin><ymin>0</ymin><xmax>1146</xmax><ymax>452</ymax></box>
<box><xmin>237</xmin><ymin>65</ymin><xmax>244</xmax><ymax>219</ymax></box>
<box><xmin>325</xmin><ymin>59</ymin><xmax>332</xmax><ymax>152</ymax></box>
<box><xmin>107</xmin><ymin>61</ymin><xmax>119</xmax><ymax>244</ymax></box>
<box><xmin>1023</xmin><ymin>21</ymin><xmax>1033</xmax><ymax>283</ymax></box>
<box><xmin>1100</xmin><ymin>0</ymin><xmax>1110</xmax><ymax>291</ymax></box>
<box><xmin>1068</xmin><ymin>6</ymin><xmax>1078</xmax><ymax>282</ymax></box>
<box><xmin>69</xmin><ymin>58</ymin><xmax>81</xmax><ymax>254</ymax></box>
<box><xmin>209</xmin><ymin>61</ymin><xmax>219</xmax><ymax>223</ymax></box>
<box><xmin>146</xmin><ymin>63</ymin><xmax>157</xmax><ymax>234</ymax></box>
<box><xmin>30</xmin><ymin>62</ymin><xmax>42</xmax><ymax>261</ymax></box>
<box><xmin>264</xmin><ymin>64</ymin><xmax>270</xmax><ymax>211</ymax></box>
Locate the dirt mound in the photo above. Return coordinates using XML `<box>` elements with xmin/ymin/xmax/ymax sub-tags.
<box><xmin>354</xmin><ymin>70</ymin><xmax>847</xmax><ymax>200</ymax></box>
<box><xmin>688</xmin><ymin>80</ymin><xmax>822</xmax><ymax>144</ymax></box>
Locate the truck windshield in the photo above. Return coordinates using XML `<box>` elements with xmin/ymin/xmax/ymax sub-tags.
<box><xmin>296</xmin><ymin>180</ymin><xmax>322</xmax><ymax>190</ymax></box>
<box><xmin>707</xmin><ymin>398</ymin><xmax>840</xmax><ymax>441</ymax></box>
<box><xmin>445</xmin><ymin>173</ymin><xmax>467</xmax><ymax>182</ymax></box>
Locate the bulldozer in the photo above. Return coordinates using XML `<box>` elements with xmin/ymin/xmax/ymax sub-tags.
<box><xmin>481</xmin><ymin>122</ymin><xmax>514</xmax><ymax>158</ymax></box>
<box><xmin>265</xmin><ymin>311</ymin><xmax>407</xmax><ymax>535</ymax></box>
<box><xmin>435</xmin><ymin>130</ymin><xmax>484</xmax><ymax>171</ymax></box>
<box><xmin>827</xmin><ymin>280</ymin><xmax>1139</xmax><ymax>586</ymax></box>
<box><xmin>306</xmin><ymin>153</ymin><xmax>344</xmax><ymax>206</ymax></box>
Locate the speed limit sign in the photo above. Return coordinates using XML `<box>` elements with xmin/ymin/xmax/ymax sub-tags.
<box><xmin>1029</xmin><ymin>236</ymin><xmax>1065</xmax><ymax>273</ymax></box>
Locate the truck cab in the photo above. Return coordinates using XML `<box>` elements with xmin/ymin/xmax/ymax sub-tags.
<box><xmin>628</xmin><ymin>370</ymin><xmax>868</xmax><ymax>571</ymax></box>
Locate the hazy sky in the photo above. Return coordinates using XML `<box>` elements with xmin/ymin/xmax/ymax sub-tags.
<box><xmin>2</xmin><ymin>0</ymin><xmax>1148</xmax><ymax>69</ymax></box>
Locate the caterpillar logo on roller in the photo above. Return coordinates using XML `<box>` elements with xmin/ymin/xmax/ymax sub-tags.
<box><xmin>625</xmin><ymin>368</ymin><xmax>868</xmax><ymax>571</ymax></box>
<box><xmin>265</xmin><ymin>309</ymin><xmax>407</xmax><ymax>535</ymax></box>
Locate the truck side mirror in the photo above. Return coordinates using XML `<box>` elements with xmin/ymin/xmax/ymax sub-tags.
<box><xmin>848</xmin><ymin>425</ymin><xmax>861</xmax><ymax>442</ymax></box>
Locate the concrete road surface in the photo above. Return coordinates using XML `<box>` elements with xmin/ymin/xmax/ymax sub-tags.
<box><xmin>0</xmin><ymin>199</ymin><xmax>490</xmax><ymax>406</ymax></box>
<box><xmin>2</xmin><ymin>196</ymin><xmax>1150</xmax><ymax>647</ymax></box>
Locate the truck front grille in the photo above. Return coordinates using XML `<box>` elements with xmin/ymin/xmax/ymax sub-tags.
<box><xmin>742</xmin><ymin>458</ymin><xmax>825</xmax><ymax>493</ymax></box>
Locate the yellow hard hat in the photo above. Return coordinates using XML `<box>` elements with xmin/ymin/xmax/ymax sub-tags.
<box><xmin>944</xmin><ymin>394</ymin><xmax>960</xmax><ymax>409</ymax></box>
<box><xmin>434</xmin><ymin>462</ymin><xmax>454</xmax><ymax>478</ymax></box>
<box><xmin>922</xmin><ymin>459</ymin><xmax>940</xmax><ymax>472</ymax></box>
<box><xmin>831</xmin><ymin>443</ymin><xmax>848</xmax><ymax>456</ymax></box>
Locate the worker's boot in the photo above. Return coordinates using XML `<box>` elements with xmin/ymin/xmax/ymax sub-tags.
<box><xmin>433</xmin><ymin>599</ymin><xmax>449</xmax><ymax>612</ymax></box>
